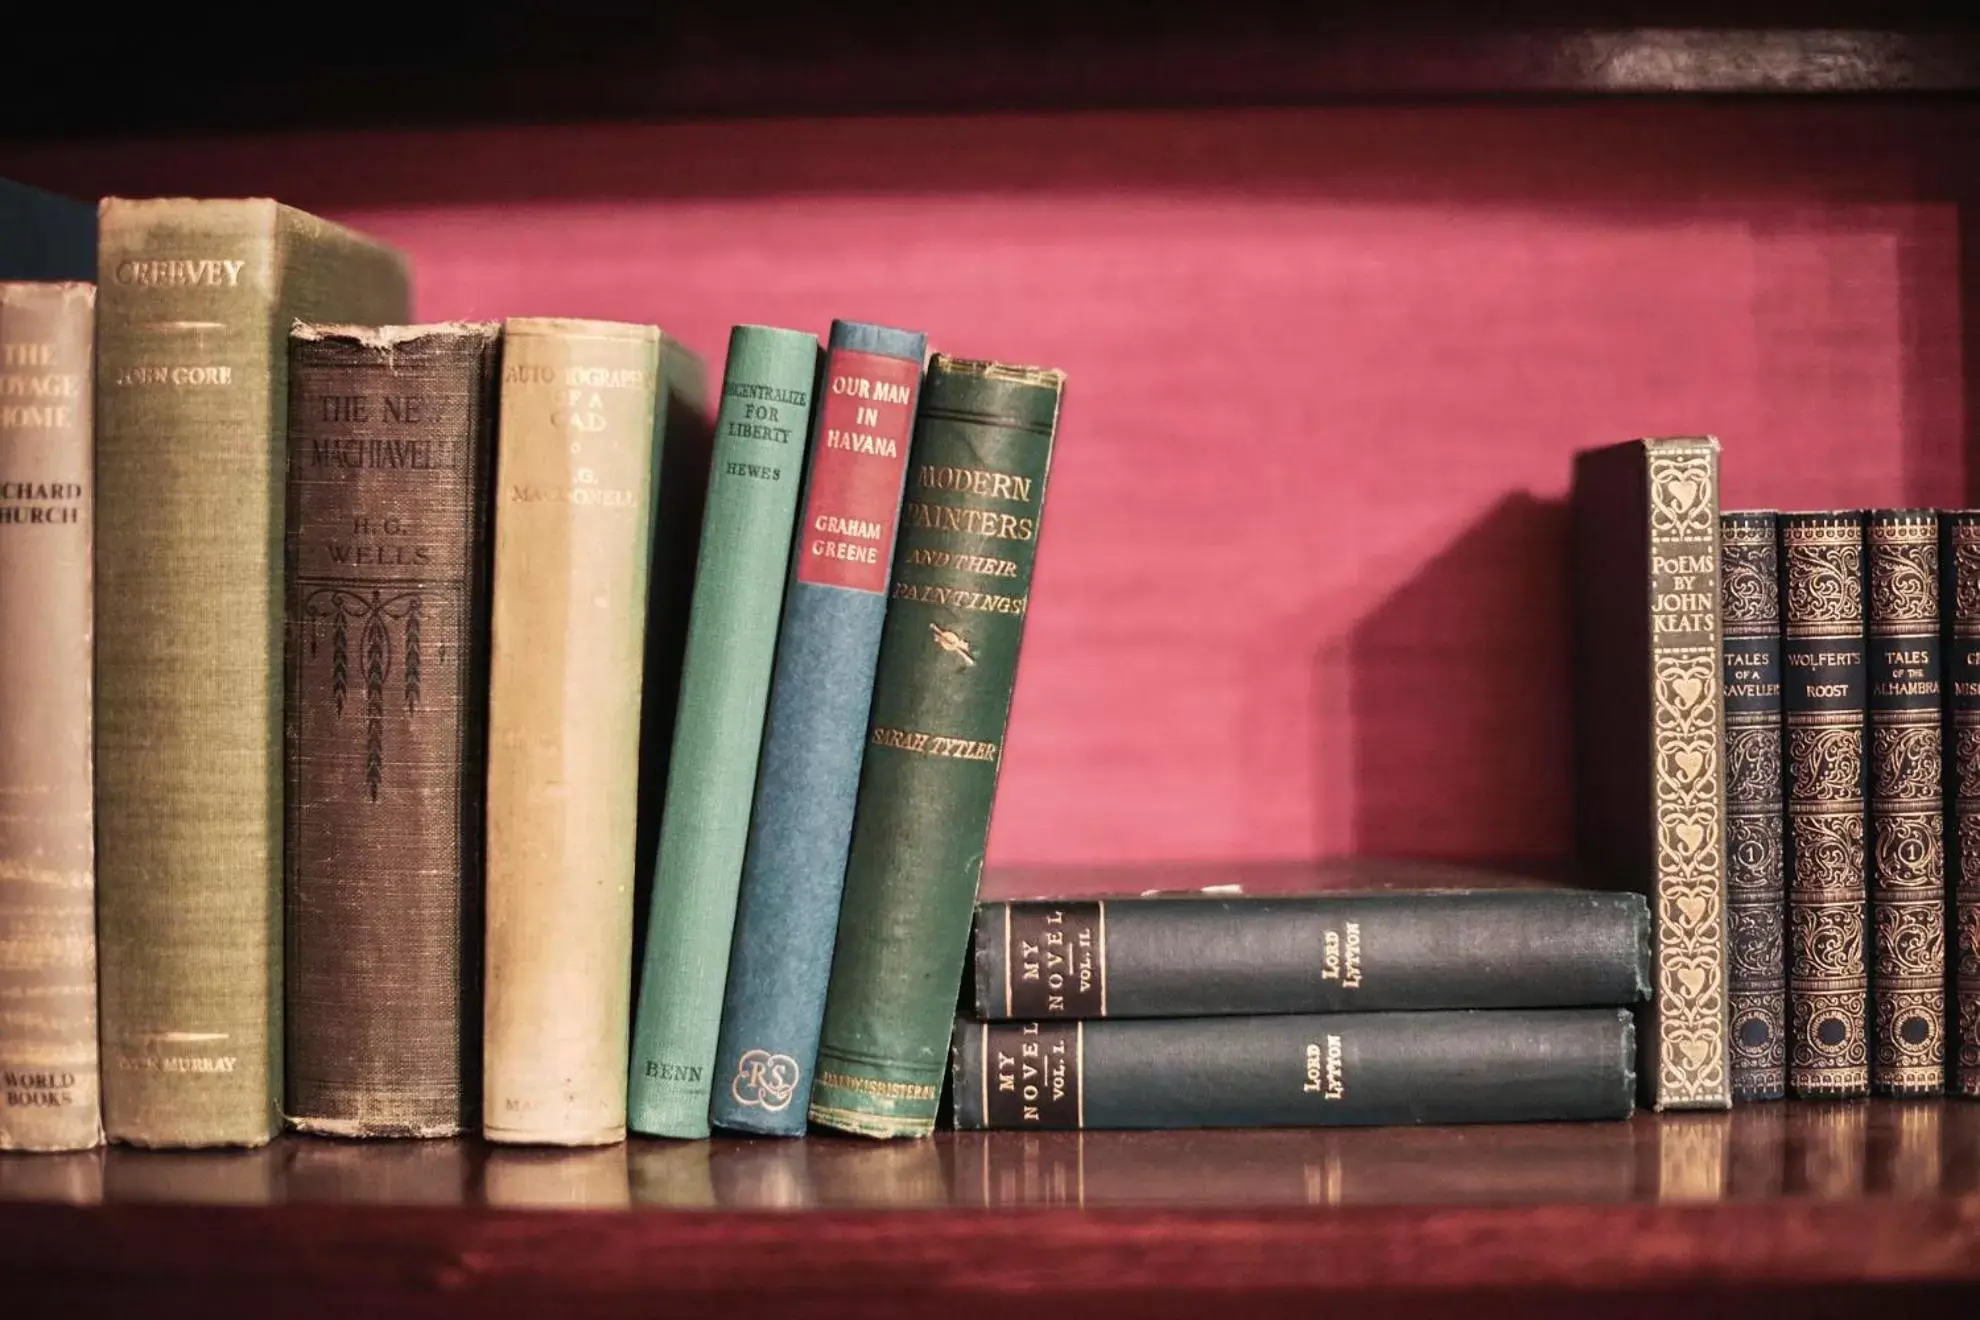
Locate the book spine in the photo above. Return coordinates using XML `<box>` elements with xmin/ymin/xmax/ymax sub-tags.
<box><xmin>0</xmin><ymin>282</ymin><xmax>99</xmax><ymax>1151</ymax></box>
<box><xmin>0</xmin><ymin>180</ymin><xmax>94</xmax><ymax>282</ymax></box>
<box><xmin>94</xmin><ymin>199</ymin><xmax>408</xmax><ymax>1147</ymax></box>
<box><xmin>483</xmin><ymin>319</ymin><xmax>663</xmax><ymax>1145</ymax></box>
<box><xmin>1780</xmin><ymin>512</ymin><xmax>1871</xmax><ymax>1098</ymax></box>
<box><xmin>709</xmin><ymin>321</ymin><xmax>925</xmax><ymax>1137</ymax></box>
<box><xmin>1865</xmin><ymin>510</ymin><xmax>1946</xmax><ymax>1096</ymax></box>
<box><xmin>1943</xmin><ymin>514</ymin><xmax>1980</xmax><ymax>1098</ymax></box>
<box><xmin>283</xmin><ymin>324</ymin><xmax>501</xmax><ymax>1137</ymax></box>
<box><xmin>1720</xmin><ymin>512</ymin><xmax>1787</xmax><ymax>1101</ymax></box>
<box><xmin>628</xmin><ymin>325</ymin><xmax>819</xmax><ymax>1138</ymax></box>
<box><xmin>969</xmin><ymin>891</ymin><xmax>1651</xmax><ymax>1019</ymax></box>
<box><xmin>810</xmin><ymin>356</ymin><xmax>1065</xmax><ymax>1139</ymax></box>
<box><xmin>950</xmin><ymin>1009</ymin><xmax>1637</xmax><ymax>1130</ymax></box>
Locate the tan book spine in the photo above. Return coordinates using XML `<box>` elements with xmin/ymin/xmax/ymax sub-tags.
<box><xmin>483</xmin><ymin>318</ymin><xmax>663</xmax><ymax>1145</ymax></box>
<box><xmin>0</xmin><ymin>282</ymin><xmax>98</xmax><ymax>1151</ymax></box>
<box><xmin>94</xmin><ymin>199</ymin><xmax>407</xmax><ymax>1147</ymax></box>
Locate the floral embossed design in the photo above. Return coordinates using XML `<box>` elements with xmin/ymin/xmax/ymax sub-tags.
<box><xmin>1719</xmin><ymin>531</ymin><xmax>1778</xmax><ymax>627</ymax></box>
<box><xmin>1785</xmin><ymin>539</ymin><xmax>1864</xmax><ymax>628</ymax></box>
<box><xmin>1787</xmin><ymin>726</ymin><xmax>1864</xmax><ymax>804</ymax></box>
<box><xmin>1726</xmin><ymin>726</ymin><xmax>1783</xmax><ymax>805</ymax></box>
<box><xmin>1728</xmin><ymin>903</ymin><xmax>1785</xmax><ymax>980</ymax></box>
<box><xmin>1873</xmin><ymin>814</ymin><xmax>1943</xmax><ymax>892</ymax></box>
<box><xmin>1726</xmin><ymin>814</ymin><xmax>1782</xmax><ymax>892</ymax></box>
<box><xmin>1953</xmin><ymin>530</ymin><xmax>1980</xmax><ymax>621</ymax></box>
<box><xmin>1869</xmin><ymin>536</ymin><xmax>1938</xmax><ymax>627</ymax></box>
<box><xmin>1873</xmin><ymin>900</ymin><xmax>1945</xmax><ymax>977</ymax></box>
<box><xmin>1648</xmin><ymin>451</ymin><xmax>1716</xmax><ymax>541</ymax></box>
<box><xmin>1872</xmin><ymin>725</ymin><xmax>1942</xmax><ymax>803</ymax></box>
<box><xmin>1791</xmin><ymin>902</ymin><xmax>1866</xmax><ymax>981</ymax></box>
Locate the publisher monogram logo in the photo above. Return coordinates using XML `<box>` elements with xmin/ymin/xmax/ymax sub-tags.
<box><xmin>730</xmin><ymin>1050</ymin><xmax>800</xmax><ymax>1111</ymax></box>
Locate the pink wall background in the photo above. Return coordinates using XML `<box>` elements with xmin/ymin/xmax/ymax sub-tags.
<box><xmin>9</xmin><ymin>103</ymin><xmax>1973</xmax><ymax>871</ymax></box>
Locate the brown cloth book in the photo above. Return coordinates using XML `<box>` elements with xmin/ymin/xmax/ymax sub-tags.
<box><xmin>0</xmin><ymin>282</ymin><xmax>98</xmax><ymax>1151</ymax></box>
<box><xmin>283</xmin><ymin>322</ymin><xmax>500</xmax><ymax>1137</ymax></box>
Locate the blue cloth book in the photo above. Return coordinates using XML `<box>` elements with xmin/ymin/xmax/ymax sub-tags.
<box><xmin>709</xmin><ymin>320</ymin><xmax>926</xmax><ymax>1135</ymax></box>
<box><xmin>0</xmin><ymin>179</ymin><xmax>95</xmax><ymax>280</ymax></box>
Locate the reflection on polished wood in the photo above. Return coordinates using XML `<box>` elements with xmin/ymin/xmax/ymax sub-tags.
<box><xmin>1</xmin><ymin>1101</ymin><xmax>1975</xmax><ymax>1210</ymax></box>
<box><xmin>3</xmin><ymin>1104</ymin><xmax>1979</xmax><ymax>1316</ymax></box>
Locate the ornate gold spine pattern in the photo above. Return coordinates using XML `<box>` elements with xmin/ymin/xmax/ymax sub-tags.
<box><xmin>1866</xmin><ymin>511</ymin><xmax>1944</xmax><ymax>1096</ymax></box>
<box><xmin>1645</xmin><ymin>440</ymin><xmax>1728</xmax><ymax>1109</ymax></box>
<box><xmin>1781</xmin><ymin>513</ymin><xmax>1869</xmax><ymax>1098</ymax></box>
<box><xmin>1947</xmin><ymin>515</ymin><xmax>1980</xmax><ymax>1097</ymax></box>
<box><xmin>1720</xmin><ymin>512</ymin><xmax>1785</xmax><ymax>1100</ymax></box>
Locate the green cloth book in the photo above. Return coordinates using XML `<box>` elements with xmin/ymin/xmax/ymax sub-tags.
<box><xmin>629</xmin><ymin>325</ymin><xmax>819</xmax><ymax>1138</ymax></box>
<box><xmin>809</xmin><ymin>355</ymin><xmax>1065</xmax><ymax>1139</ymax></box>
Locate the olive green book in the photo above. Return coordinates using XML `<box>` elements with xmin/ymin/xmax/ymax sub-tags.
<box><xmin>810</xmin><ymin>355</ymin><xmax>1064</xmax><ymax>1139</ymax></box>
<box><xmin>94</xmin><ymin>199</ymin><xmax>409</xmax><ymax>1147</ymax></box>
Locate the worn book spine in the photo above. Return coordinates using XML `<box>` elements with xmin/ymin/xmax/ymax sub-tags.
<box><xmin>1720</xmin><ymin>512</ymin><xmax>1787</xmax><ymax>1101</ymax></box>
<box><xmin>710</xmin><ymin>321</ymin><xmax>925</xmax><ymax>1137</ymax></box>
<box><xmin>810</xmin><ymin>356</ymin><xmax>1065</xmax><ymax>1139</ymax></box>
<box><xmin>628</xmin><ymin>325</ymin><xmax>819</xmax><ymax>1138</ymax></box>
<box><xmin>970</xmin><ymin>891</ymin><xmax>1650</xmax><ymax>1020</ymax></box>
<box><xmin>1780</xmin><ymin>512</ymin><xmax>1871</xmax><ymax>1099</ymax></box>
<box><xmin>1865</xmin><ymin>510</ymin><xmax>1945</xmax><ymax>1096</ymax></box>
<box><xmin>1943</xmin><ymin>513</ymin><xmax>1980</xmax><ymax>1098</ymax></box>
<box><xmin>94</xmin><ymin>199</ymin><xmax>408</xmax><ymax>1148</ymax></box>
<box><xmin>1569</xmin><ymin>437</ymin><xmax>1729</xmax><ymax>1111</ymax></box>
<box><xmin>484</xmin><ymin>318</ymin><xmax>666</xmax><ymax>1146</ymax></box>
<box><xmin>284</xmin><ymin>323</ymin><xmax>500</xmax><ymax>1137</ymax></box>
<box><xmin>0</xmin><ymin>179</ymin><xmax>94</xmax><ymax>281</ymax></box>
<box><xmin>0</xmin><ymin>282</ymin><xmax>98</xmax><ymax>1151</ymax></box>
<box><xmin>950</xmin><ymin>1008</ymin><xmax>1637</xmax><ymax>1130</ymax></box>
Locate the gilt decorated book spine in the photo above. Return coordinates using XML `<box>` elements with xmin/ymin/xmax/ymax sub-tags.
<box><xmin>1943</xmin><ymin>513</ymin><xmax>1980</xmax><ymax>1098</ymax></box>
<box><xmin>628</xmin><ymin>325</ymin><xmax>818</xmax><ymax>1138</ymax></box>
<box><xmin>1720</xmin><ymin>512</ymin><xmax>1787</xmax><ymax>1101</ymax></box>
<box><xmin>711</xmin><ymin>321</ymin><xmax>926</xmax><ymax>1137</ymax></box>
<box><xmin>1865</xmin><ymin>510</ymin><xmax>1944</xmax><ymax>1096</ymax></box>
<box><xmin>0</xmin><ymin>283</ymin><xmax>98</xmax><ymax>1150</ymax></box>
<box><xmin>94</xmin><ymin>199</ymin><xmax>408</xmax><ymax>1147</ymax></box>
<box><xmin>1569</xmin><ymin>437</ymin><xmax>1728</xmax><ymax>1111</ymax></box>
<box><xmin>1780</xmin><ymin>512</ymin><xmax>1870</xmax><ymax>1099</ymax></box>
<box><xmin>950</xmin><ymin>1009</ymin><xmax>1637</xmax><ymax>1130</ymax></box>
<box><xmin>284</xmin><ymin>323</ymin><xmax>500</xmax><ymax>1137</ymax></box>
<box><xmin>810</xmin><ymin>356</ymin><xmax>1064</xmax><ymax>1139</ymax></box>
<box><xmin>484</xmin><ymin>318</ymin><xmax>665</xmax><ymax>1146</ymax></box>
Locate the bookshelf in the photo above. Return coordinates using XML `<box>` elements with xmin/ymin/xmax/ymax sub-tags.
<box><xmin>6</xmin><ymin>7</ymin><xmax>1980</xmax><ymax>1314</ymax></box>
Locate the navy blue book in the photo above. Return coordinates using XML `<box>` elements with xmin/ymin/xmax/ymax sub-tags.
<box><xmin>0</xmin><ymin>179</ymin><xmax>94</xmax><ymax>280</ymax></box>
<box><xmin>709</xmin><ymin>320</ymin><xmax>926</xmax><ymax>1135</ymax></box>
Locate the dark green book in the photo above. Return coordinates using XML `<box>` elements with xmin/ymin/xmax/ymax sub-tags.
<box><xmin>950</xmin><ymin>1009</ymin><xmax>1637</xmax><ymax>1130</ymax></box>
<box><xmin>809</xmin><ymin>355</ymin><xmax>1064</xmax><ymax>1139</ymax></box>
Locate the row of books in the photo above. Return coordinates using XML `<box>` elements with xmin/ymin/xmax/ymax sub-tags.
<box><xmin>1568</xmin><ymin>441</ymin><xmax>1980</xmax><ymax>1114</ymax></box>
<box><xmin>0</xmin><ymin>186</ymin><xmax>1068</xmax><ymax>1151</ymax></box>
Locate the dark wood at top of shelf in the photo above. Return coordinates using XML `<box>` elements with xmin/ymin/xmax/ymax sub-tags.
<box><xmin>4</xmin><ymin>1104</ymin><xmax>1979</xmax><ymax>1315</ymax></box>
<box><xmin>12</xmin><ymin>7</ymin><xmax>1980</xmax><ymax>144</ymax></box>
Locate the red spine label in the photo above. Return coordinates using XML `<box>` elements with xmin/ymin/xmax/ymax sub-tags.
<box><xmin>793</xmin><ymin>348</ymin><xmax>920</xmax><ymax>592</ymax></box>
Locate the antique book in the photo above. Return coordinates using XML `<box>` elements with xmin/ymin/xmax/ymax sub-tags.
<box><xmin>710</xmin><ymin>320</ymin><xmax>926</xmax><ymax>1137</ymax></box>
<box><xmin>1779</xmin><ymin>511</ymin><xmax>1870</xmax><ymax>1098</ymax></box>
<box><xmin>1720</xmin><ymin>511</ymin><xmax>1787</xmax><ymax>1101</ymax></box>
<box><xmin>1569</xmin><ymin>437</ymin><xmax>1729</xmax><ymax>1111</ymax></box>
<box><xmin>969</xmin><ymin>888</ymin><xmax>1650</xmax><ymax>1020</ymax></box>
<box><xmin>629</xmin><ymin>324</ymin><xmax>819</xmax><ymax>1138</ymax></box>
<box><xmin>950</xmin><ymin>1008</ymin><xmax>1637</xmax><ymax>1130</ymax></box>
<box><xmin>94</xmin><ymin>199</ymin><xmax>408</xmax><ymax>1147</ymax></box>
<box><xmin>484</xmin><ymin>318</ymin><xmax>705</xmax><ymax>1146</ymax></box>
<box><xmin>1943</xmin><ymin>513</ymin><xmax>1980</xmax><ymax>1098</ymax></box>
<box><xmin>1865</xmin><ymin>510</ymin><xmax>1945</xmax><ymax>1096</ymax></box>
<box><xmin>810</xmin><ymin>356</ymin><xmax>1065</xmax><ymax>1139</ymax></box>
<box><xmin>283</xmin><ymin>323</ymin><xmax>501</xmax><ymax>1137</ymax></box>
<box><xmin>0</xmin><ymin>282</ymin><xmax>98</xmax><ymax>1151</ymax></box>
<box><xmin>0</xmin><ymin>179</ymin><xmax>93</xmax><ymax>281</ymax></box>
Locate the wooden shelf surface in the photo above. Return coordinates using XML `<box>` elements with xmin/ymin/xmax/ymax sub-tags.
<box><xmin>4</xmin><ymin>1103</ymin><xmax>1979</xmax><ymax>1316</ymax></box>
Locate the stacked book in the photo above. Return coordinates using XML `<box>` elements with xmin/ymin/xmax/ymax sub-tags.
<box><xmin>949</xmin><ymin>866</ymin><xmax>1648</xmax><ymax>1130</ymax></box>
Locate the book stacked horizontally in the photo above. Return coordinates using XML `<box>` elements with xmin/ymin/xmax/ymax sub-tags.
<box><xmin>948</xmin><ymin>861</ymin><xmax>1652</xmax><ymax>1130</ymax></box>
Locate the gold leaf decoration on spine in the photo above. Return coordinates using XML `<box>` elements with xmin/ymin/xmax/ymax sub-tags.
<box><xmin>1944</xmin><ymin>517</ymin><xmax>1980</xmax><ymax>1096</ymax></box>
<box><xmin>1720</xmin><ymin>511</ymin><xmax>1785</xmax><ymax>1098</ymax></box>
<box><xmin>1781</xmin><ymin>514</ymin><xmax>1870</xmax><ymax>1098</ymax></box>
<box><xmin>1647</xmin><ymin>443</ymin><xmax>1728</xmax><ymax>1106</ymax></box>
